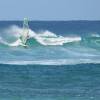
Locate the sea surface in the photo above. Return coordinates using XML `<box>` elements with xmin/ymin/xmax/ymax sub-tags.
<box><xmin>0</xmin><ymin>21</ymin><xmax>100</xmax><ymax>100</ymax></box>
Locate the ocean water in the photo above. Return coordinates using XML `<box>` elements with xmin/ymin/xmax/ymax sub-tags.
<box><xmin>0</xmin><ymin>21</ymin><xmax>100</xmax><ymax>99</ymax></box>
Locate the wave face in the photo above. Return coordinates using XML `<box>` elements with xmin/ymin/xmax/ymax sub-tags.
<box><xmin>0</xmin><ymin>21</ymin><xmax>100</xmax><ymax>65</ymax></box>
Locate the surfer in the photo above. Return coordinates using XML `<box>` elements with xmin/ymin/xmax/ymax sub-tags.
<box><xmin>19</xmin><ymin>18</ymin><xmax>29</xmax><ymax>47</ymax></box>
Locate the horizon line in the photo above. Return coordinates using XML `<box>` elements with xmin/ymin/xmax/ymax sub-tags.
<box><xmin>0</xmin><ymin>19</ymin><xmax>100</xmax><ymax>21</ymax></box>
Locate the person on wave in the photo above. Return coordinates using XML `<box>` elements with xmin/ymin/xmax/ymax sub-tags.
<box><xmin>19</xmin><ymin>18</ymin><xmax>30</xmax><ymax>47</ymax></box>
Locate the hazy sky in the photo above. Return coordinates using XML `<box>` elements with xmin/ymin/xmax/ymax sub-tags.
<box><xmin>0</xmin><ymin>0</ymin><xmax>100</xmax><ymax>20</ymax></box>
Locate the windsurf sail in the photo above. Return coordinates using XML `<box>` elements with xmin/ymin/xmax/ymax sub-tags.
<box><xmin>20</xmin><ymin>18</ymin><xmax>29</xmax><ymax>45</ymax></box>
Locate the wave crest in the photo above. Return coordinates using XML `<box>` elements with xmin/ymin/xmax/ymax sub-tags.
<box><xmin>0</xmin><ymin>25</ymin><xmax>82</xmax><ymax>46</ymax></box>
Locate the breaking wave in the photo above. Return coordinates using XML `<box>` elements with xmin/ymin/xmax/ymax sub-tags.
<box><xmin>0</xmin><ymin>25</ymin><xmax>81</xmax><ymax>46</ymax></box>
<box><xmin>1</xmin><ymin>25</ymin><xmax>100</xmax><ymax>48</ymax></box>
<box><xmin>0</xmin><ymin>25</ymin><xmax>100</xmax><ymax>65</ymax></box>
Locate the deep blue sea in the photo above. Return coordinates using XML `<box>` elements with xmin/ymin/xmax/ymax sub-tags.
<box><xmin>0</xmin><ymin>21</ymin><xmax>100</xmax><ymax>100</ymax></box>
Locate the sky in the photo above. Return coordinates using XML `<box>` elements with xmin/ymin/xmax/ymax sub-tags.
<box><xmin>0</xmin><ymin>0</ymin><xmax>100</xmax><ymax>20</ymax></box>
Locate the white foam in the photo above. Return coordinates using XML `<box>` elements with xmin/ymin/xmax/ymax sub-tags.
<box><xmin>0</xmin><ymin>59</ymin><xmax>100</xmax><ymax>65</ymax></box>
<box><xmin>8</xmin><ymin>39</ymin><xmax>27</xmax><ymax>47</ymax></box>
<box><xmin>35</xmin><ymin>30</ymin><xmax>81</xmax><ymax>45</ymax></box>
<box><xmin>4</xmin><ymin>25</ymin><xmax>22</xmax><ymax>37</ymax></box>
<box><xmin>35</xmin><ymin>35</ymin><xmax>81</xmax><ymax>45</ymax></box>
<box><xmin>38</xmin><ymin>30</ymin><xmax>57</xmax><ymax>37</ymax></box>
<box><xmin>91</xmin><ymin>33</ymin><xmax>100</xmax><ymax>37</ymax></box>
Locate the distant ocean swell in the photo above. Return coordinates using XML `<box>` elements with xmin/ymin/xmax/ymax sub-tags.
<box><xmin>0</xmin><ymin>63</ymin><xmax>100</xmax><ymax>99</ymax></box>
<box><xmin>0</xmin><ymin>59</ymin><xmax>100</xmax><ymax>65</ymax></box>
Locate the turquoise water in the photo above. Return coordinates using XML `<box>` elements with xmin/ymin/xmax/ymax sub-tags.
<box><xmin>0</xmin><ymin>21</ymin><xmax>100</xmax><ymax>99</ymax></box>
<box><xmin>0</xmin><ymin>64</ymin><xmax>100</xmax><ymax>100</ymax></box>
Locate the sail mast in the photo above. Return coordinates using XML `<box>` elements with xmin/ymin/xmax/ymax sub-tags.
<box><xmin>23</xmin><ymin>18</ymin><xmax>29</xmax><ymax>30</ymax></box>
<box><xmin>20</xmin><ymin>18</ymin><xmax>29</xmax><ymax>44</ymax></box>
